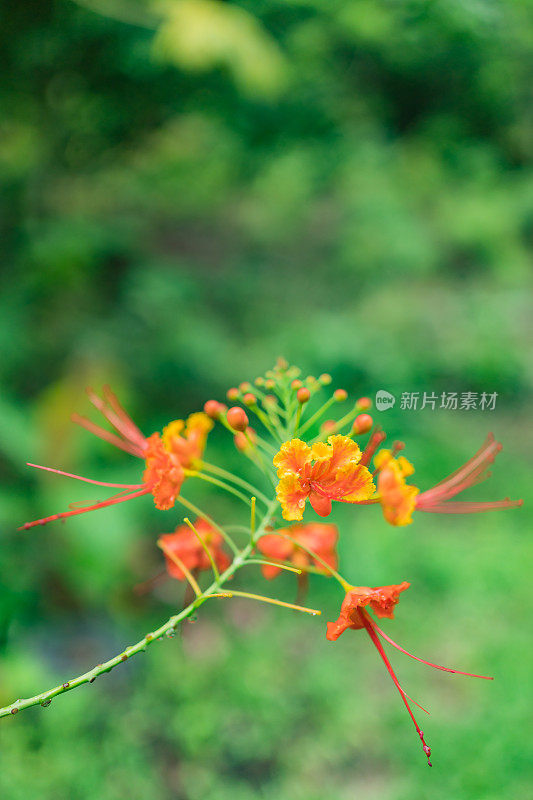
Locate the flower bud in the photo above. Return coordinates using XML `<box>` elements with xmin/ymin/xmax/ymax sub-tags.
<box><xmin>319</xmin><ymin>373</ymin><xmax>332</xmax><ymax>385</ymax></box>
<box><xmin>356</xmin><ymin>396</ymin><xmax>372</xmax><ymax>411</ymax></box>
<box><xmin>227</xmin><ymin>406</ymin><xmax>249</xmax><ymax>432</ymax></box>
<box><xmin>204</xmin><ymin>400</ymin><xmax>226</xmax><ymax>419</ymax></box>
<box><xmin>321</xmin><ymin>419</ymin><xmax>337</xmax><ymax>434</ymax></box>
<box><xmin>297</xmin><ymin>387</ymin><xmax>310</xmax><ymax>404</ymax></box>
<box><xmin>291</xmin><ymin>379</ymin><xmax>302</xmax><ymax>390</ymax></box>
<box><xmin>227</xmin><ymin>387</ymin><xmax>239</xmax><ymax>401</ymax></box>
<box><xmin>234</xmin><ymin>429</ymin><xmax>255</xmax><ymax>452</ymax></box>
<box><xmin>254</xmin><ymin>377</ymin><xmax>265</xmax><ymax>387</ymax></box>
<box><xmin>277</xmin><ymin>357</ymin><xmax>288</xmax><ymax>370</ymax></box>
<box><xmin>265</xmin><ymin>379</ymin><xmax>275</xmax><ymax>389</ymax></box>
<box><xmin>263</xmin><ymin>394</ymin><xmax>277</xmax><ymax>406</ymax></box>
<box><xmin>334</xmin><ymin>389</ymin><xmax>347</xmax><ymax>402</ymax></box>
<box><xmin>243</xmin><ymin>393</ymin><xmax>256</xmax><ymax>407</ymax></box>
<box><xmin>239</xmin><ymin>382</ymin><xmax>252</xmax><ymax>393</ymax></box>
<box><xmin>352</xmin><ymin>413</ymin><xmax>373</xmax><ymax>435</ymax></box>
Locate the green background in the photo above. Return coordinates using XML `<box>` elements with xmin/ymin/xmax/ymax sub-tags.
<box><xmin>1</xmin><ymin>0</ymin><xmax>532</xmax><ymax>797</ymax></box>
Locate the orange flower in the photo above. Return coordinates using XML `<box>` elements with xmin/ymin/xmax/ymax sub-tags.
<box><xmin>374</xmin><ymin>450</ymin><xmax>419</xmax><ymax>526</ymax></box>
<box><xmin>326</xmin><ymin>582</ymin><xmax>410</xmax><ymax>639</ymax></box>
<box><xmin>143</xmin><ymin>433</ymin><xmax>185</xmax><ymax>510</ymax></box>
<box><xmin>159</xmin><ymin>518</ymin><xmax>231</xmax><ymax>581</ymax></box>
<box><xmin>274</xmin><ymin>435</ymin><xmax>375</xmax><ymax>521</ymax></box>
<box><xmin>374</xmin><ymin>435</ymin><xmax>523</xmax><ymax>527</ymax></box>
<box><xmin>257</xmin><ymin>523</ymin><xmax>338</xmax><ymax>579</ymax></box>
<box><xmin>161</xmin><ymin>413</ymin><xmax>213</xmax><ymax>469</ymax></box>
<box><xmin>20</xmin><ymin>390</ymin><xmax>213</xmax><ymax>529</ymax></box>
<box><xmin>327</xmin><ymin>582</ymin><xmax>492</xmax><ymax>766</ymax></box>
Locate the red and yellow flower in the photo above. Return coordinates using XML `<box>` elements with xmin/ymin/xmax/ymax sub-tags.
<box><xmin>374</xmin><ymin>450</ymin><xmax>419</xmax><ymax>526</ymax></box>
<box><xmin>159</xmin><ymin>518</ymin><xmax>231</xmax><ymax>581</ymax></box>
<box><xmin>257</xmin><ymin>523</ymin><xmax>338</xmax><ymax>579</ymax></box>
<box><xmin>273</xmin><ymin>435</ymin><xmax>376</xmax><ymax>521</ymax></box>
<box><xmin>21</xmin><ymin>388</ymin><xmax>213</xmax><ymax>528</ymax></box>
<box><xmin>374</xmin><ymin>434</ymin><xmax>522</xmax><ymax>527</ymax></box>
<box><xmin>327</xmin><ymin>581</ymin><xmax>492</xmax><ymax>766</ymax></box>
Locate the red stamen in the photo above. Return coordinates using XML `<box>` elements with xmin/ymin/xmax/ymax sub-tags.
<box><xmin>86</xmin><ymin>387</ymin><xmax>146</xmax><ymax>451</ymax></box>
<box><xmin>102</xmin><ymin>385</ymin><xmax>147</xmax><ymax>450</ymax></box>
<box><xmin>419</xmin><ymin>434</ymin><xmax>500</xmax><ymax>504</ymax></box>
<box><xmin>18</xmin><ymin>487</ymin><xmax>150</xmax><ymax>531</ymax></box>
<box><xmin>71</xmin><ymin>413</ymin><xmax>145</xmax><ymax>457</ymax></box>
<box><xmin>371</xmin><ymin>620</ymin><xmax>493</xmax><ymax>680</ymax></box>
<box><xmin>417</xmin><ymin>499</ymin><xmax>523</xmax><ymax>514</ymax></box>
<box><xmin>360</xmin><ymin>428</ymin><xmax>386</xmax><ymax>467</ymax></box>
<box><xmin>27</xmin><ymin>463</ymin><xmax>144</xmax><ymax>489</ymax></box>
<box><xmin>359</xmin><ymin>611</ymin><xmax>432</xmax><ymax>766</ymax></box>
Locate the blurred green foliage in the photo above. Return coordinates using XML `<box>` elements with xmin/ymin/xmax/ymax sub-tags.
<box><xmin>0</xmin><ymin>0</ymin><xmax>532</xmax><ymax>798</ymax></box>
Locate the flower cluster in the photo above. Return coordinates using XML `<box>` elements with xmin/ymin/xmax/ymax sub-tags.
<box><xmin>9</xmin><ymin>360</ymin><xmax>522</xmax><ymax>767</ymax></box>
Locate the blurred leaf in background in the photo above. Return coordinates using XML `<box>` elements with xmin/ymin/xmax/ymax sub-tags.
<box><xmin>0</xmin><ymin>0</ymin><xmax>532</xmax><ymax>797</ymax></box>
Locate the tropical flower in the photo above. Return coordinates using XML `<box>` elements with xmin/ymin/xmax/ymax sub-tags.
<box><xmin>374</xmin><ymin>434</ymin><xmax>522</xmax><ymax>527</ymax></box>
<box><xmin>20</xmin><ymin>388</ymin><xmax>213</xmax><ymax>528</ymax></box>
<box><xmin>257</xmin><ymin>523</ymin><xmax>338</xmax><ymax>579</ymax></box>
<box><xmin>273</xmin><ymin>435</ymin><xmax>375</xmax><ymax>521</ymax></box>
<box><xmin>159</xmin><ymin>518</ymin><xmax>231</xmax><ymax>580</ymax></box>
<box><xmin>374</xmin><ymin>450</ymin><xmax>419</xmax><ymax>526</ymax></box>
<box><xmin>327</xmin><ymin>582</ymin><xmax>492</xmax><ymax>766</ymax></box>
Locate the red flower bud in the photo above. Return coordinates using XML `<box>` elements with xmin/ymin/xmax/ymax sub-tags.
<box><xmin>334</xmin><ymin>389</ymin><xmax>347</xmax><ymax>402</ymax></box>
<box><xmin>254</xmin><ymin>377</ymin><xmax>265</xmax><ymax>387</ymax></box>
<box><xmin>352</xmin><ymin>413</ymin><xmax>373</xmax><ymax>435</ymax></box>
<box><xmin>357</xmin><ymin>396</ymin><xmax>372</xmax><ymax>411</ymax></box>
<box><xmin>291</xmin><ymin>379</ymin><xmax>302</xmax><ymax>389</ymax></box>
<box><xmin>319</xmin><ymin>373</ymin><xmax>332</xmax><ymax>385</ymax></box>
<box><xmin>265</xmin><ymin>379</ymin><xmax>275</xmax><ymax>389</ymax></box>
<box><xmin>297</xmin><ymin>387</ymin><xmax>310</xmax><ymax>404</ymax></box>
<box><xmin>263</xmin><ymin>394</ymin><xmax>277</xmax><ymax>406</ymax></box>
<box><xmin>243</xmin><ymin>393</ymin><xmax>256</xmax><ymax>406</ymax></box>
<box><xmin>227</xmin><ymin>406</ymin><xmax>249</xmax><ymax>432</ymax></box>
<box><xmin>239</xmin><ymin>382</ymin><xmax>252</xmax><ymax>393</ymax></box>
<box><xmin>204</xmin><ymin>400</ymin><xmax>225</xmax><ymax>419</ymax></box>
<box><xmin>227</xmin><ymin>387</ymin><xmax>239</xmax><ymax>401</ymax></box>
<box><xmin>321</xmin><ymin>420</ymin><xmax>337</xmax><ymax>434</ymax></box>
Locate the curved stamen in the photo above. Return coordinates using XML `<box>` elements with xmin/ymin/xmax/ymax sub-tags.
<box><xmin>371</xmin><ymin>619</ymin><xmax>493</xmax><ymax>679</ymax></box>
<box><xmin>19</xmin><ymin>487</ymin><xmax>150</xmax><ymax>530</ymax></box>
<box><xmin>27</xmin><ymin>463</ymin><xmax>144</xmax><ymax>489</ymax></box>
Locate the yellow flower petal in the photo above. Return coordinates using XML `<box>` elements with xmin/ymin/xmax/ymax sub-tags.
<box><xmin>275</xmin><ymin>473</ymin><xmax>308</xmax><ymax>521</ymax></box>
<box><xmin>273</xmin><ymin>439</ymin><xmax>312</xmax><ymax>477</ymax></box>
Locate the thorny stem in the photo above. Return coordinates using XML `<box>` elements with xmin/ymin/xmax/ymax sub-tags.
<box><xmin>0</xmin><ymin>499</ymin><xmax>283</xmax><ymax>719</ymax></box>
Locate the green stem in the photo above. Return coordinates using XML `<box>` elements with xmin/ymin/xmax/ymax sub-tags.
<box><xmin>185</xmin><ymin>470</ymin><xmax>253</xmax><ymax>507</ymax></box>
<box><xmin>202</xmin><ymin>462</ymin><xmax>270</xmax><ymax>506</ymax></box>
<box><xmin>0</xmin><ymin>500</ymin><xmax>280</xmax><ymax>720</ymax></box>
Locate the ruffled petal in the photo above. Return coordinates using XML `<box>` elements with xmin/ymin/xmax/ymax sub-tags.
<box><xmin>273</xmin><ymin>439</ymin><xmax>312</xmax><ymax>477</ymax></box>
<box><xmin>276</xmin><ymin>473</ymin><xmax>308</xmax><ymax>521</ymax></box>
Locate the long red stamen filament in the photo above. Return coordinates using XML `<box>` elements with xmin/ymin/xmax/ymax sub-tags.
<box><xmin>419</xmin><ymin>434</ymin><xmax>500</xmax><ymax>504</ymax></box>
<box><xmin>360</xmin><ymin>428</ymin><xmax>386</xmax><ymax>467</ymax></box>
<box><xmin>27</xmin><ymin>463</ymin><xmax>144</xmax><ymax>489</ymax></box>
<box><xmin>67</xmin><ymin>487</ymin><xmax>141</xmax><ymax>509</ymax></box>
<box><xmin>18</xmin><ymin>487</ymin><xmax>150</xmax><ymax>530</ymax></box>
<box><xmin>417</xmin><ymin>499</ymin><xmax>522</xmax><ymax>513</ymax></box>
<box><xmin>359</xmin><ymin>611</ymin><xmax>432</xmax><ymax>766</ymax></box>
<box><xmin>371</xmin><ymin>620</ymin><xmax>493</xmax><ymax>680</ymax></box>
<box><xmin>86</xmin><ymin>387</ymin><xmax>146</xmax><ymax>451</ymax></box>
<box><xmin>71</xmin><ymin>413</ymin><xmax>145</xmax><ymax>457</ymax></box>
<box><xmin>102</xmin><ymin>385</ymin><xmax>147</xmax><ymax>449</ymax></box>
